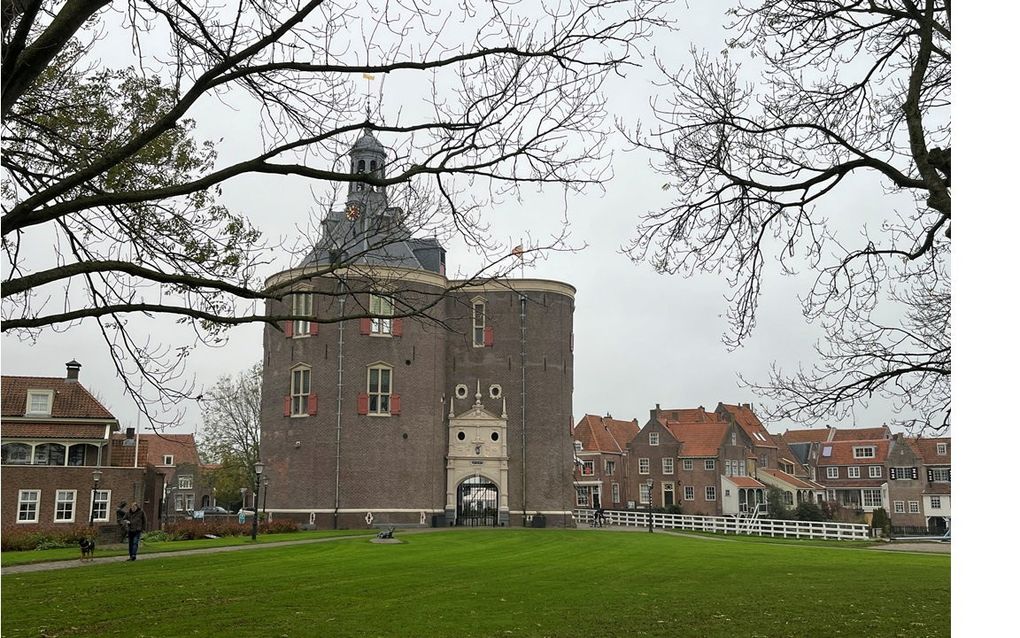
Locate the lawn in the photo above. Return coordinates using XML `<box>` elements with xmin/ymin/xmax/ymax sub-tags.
<box><xmin>0</xmin><ymin>529</ymin><xmax>949</xmax><ymax>638</ymax></box>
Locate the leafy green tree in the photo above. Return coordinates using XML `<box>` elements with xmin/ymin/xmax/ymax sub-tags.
<box><xmin>794</xmin><ymin>501</ymin><xmax>826</xmax><ymax>522</ymax></box>
<box><xmin>198</xmin><ymin>363</ymin><xmax>261</xmax><ymax>493</ymax></box>
<box><xmin>766</xmin><ymin>487</ymin><xmax>792</xmax><ymax>520</ymax></box>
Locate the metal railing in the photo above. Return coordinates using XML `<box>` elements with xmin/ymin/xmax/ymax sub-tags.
<box><xmin>574</xmin><ymin>508</ymin><xmax>869</xmax><ymax>541</ymax></box>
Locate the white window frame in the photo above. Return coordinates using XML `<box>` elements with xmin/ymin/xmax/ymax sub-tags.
<box><xmin>662</xmin><ymin>458</ymin><xmax>674</xmax><ymax>475</ymax></box>
<box><xmin>848</xmin><ymin>466</ymin><xmax>861</xmax><ymax>479</ymax></box>
<box><xmin>826</xmin><ymin>467</ymin><xmax>839</xmax><ymax>479</ymax></box>
<box><xmin>293</xmin><ymin>292</ymin><xmax>313</xmax><ymax>336</ymax></box>
<box><xmin>472</xmin><ymin>298</ymin><xmax>486</xmax><ymax>347</ymax></box>
<box><xmin>370</xmin><ymin>293</ymin><xmax>394</xmax><ymax>335</ymax></box>
<box><xmin>367</xmin><ymin>364</ymin><xmax>393</xmax><ymax>415</ymax></box>
<box><xmin>638</xmin><ymin>458</ymin><xmax>650</xmax><ymax>475</ymax></box>
<box><xmin>738</xmin><ymin>460</ymin><xmax>746</xmax><ymax>476</ymax></box>
<box><xmin>54</xmin><ymin>489</ymin><xmax>76</xmax><ymax>523</ymax></box>
<box><xmin>178</xmin><ymin>475</ymin><xmax>194</xmax><ymax>490</ymax></box>
<box><xmin>705</xmin><ymin>459</ymin><xmax>715</xmax><ymax>471</ymax></box>
<box><xmin>893</xmin><ymin>500</ymin><xmax>905</xmax><ymax>514</ymax></box>
<box><xmin>611</xmin><ymin>482</ymin><xmax>620</xmax><ymax>504</ymax></box>
<box><xmin>705</xmin><ymin>485</ymin><xmax>717</xmax><ymax>501</ymax></box>
<box><xmin>683</xmin><ymin>486</ymin><xmax>695</xmax><ymax>501</ymax></box>
<box><xmin>186</xmin><ymin>494</ymin><xmax>195</xmax><ymax>511</ymax></box>
<box><xmin>931</xmin><ymin>468</ymin><xmax>951</xmax><ymax>482</ymax></box>
<box><xmin>163</xmin><ymin>454</ymin><xmax>174</xmax><ymax>465</ymax></box>
<box><xmin>25</xmin><ymin>389</ymin><xmax>55</xmax><ymax>416</ymax></box>
<box><xmin>580</xmin><ymin>460</ymin><xmax>595</xmax><ymax>477</ymax></box>
<box><xmin>869</xmin><ymin>465</ymin><xmax>883</xmax><ymax>478</ymax></box>
<box><xmin>649</xmin><ymin>432</ymin><xmax>659</xmax><ymax>446</ymax></box>
<box><xmin>639</xmin><ymin>483</ymin><xmax>651</xmax><ymax>505</ymax></box>
<box><xmin>908</xmin><ymin>500</ymin><xmax>920</xmax><ymax>514</ymax></box>
<box><xmin>604</xmin><ymin>460</ymin><xmax>615</xmax><ymax>476</ymax></box>
<box><xmin>175</xmin><ymin>494</ymin><xmax>185</xmax><ymax>512</ymax></box>
<box><xmin>853</xmin><ymin>446</ymin><xmax>876</xmax><ymax>459</ymax></box>
<box><xmin>17</xmin><ymin>489</ymin><xmax>40</xmax><ymax>523</ymax></box>
<box><xmin>291</xmin><ymin>366</ymin><xmax>311</xmax><ymax>416</ymax></box>
<box><xmin>862</xmin><ymin>489</ymin><xmax>882</xmax><ymax>508</ymax></box>
<box><xmin>574</xmin><ymin>441</ymin><xmax>583</xmax><ymax>453</ymax></box>
<box><xmin>575</xmin><ymin>487</ymin><xmax>589</xmax><ymax>507</ymax></box>
<box><xmin>92</xmin><ymin>489</ymin><xmax>111</xmax><ymax>522</ymax></box>
<box><xmin>930</xmin><ymin>496</ymin><xmax>942</xmax><ymax>509</ymax></box>
<box><xmin>936</xmin><ymin>443</ymin><xmax>947</xmax><ymax>456</ymax></box>
<box><xmin>682</xmin><ymin>458</ymin><xmax>693</xmax><ymax>471</ymax></box>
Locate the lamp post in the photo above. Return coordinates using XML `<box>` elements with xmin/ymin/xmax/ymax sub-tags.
<box><xmin>646</xmin><ymin>478</ymin><xmax>654</xmax><ymax>533</ymax></box>
<box><xmin>89</xmin><ymin>469</ymin><xmax>102</xmax><ymax>528</ymax></box>
<box><xmin>251</xmin><ymin>461</ymin><xmax>265</xmax><ymax>541</ymax></box>
<box><xmin>261</xmin><ymin>478</ymin><xmax>269</xmax><ymax>522</ymax></box>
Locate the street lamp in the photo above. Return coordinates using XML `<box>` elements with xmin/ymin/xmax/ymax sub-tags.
<box><xmin>89</xmin><ymin>469</ymin><xmax>102</xmax><ymax>528</ymax></box>
<box><xmin>251</xmin><ymin>461</ymin><xmax>265</xmax><ymax>541</ymax></box>
<box><xmin>261</xmin><ymin>478</ymin><xmax>269</xmax><ymax>522</ymax></box>
<box><xmin>646</xmin><ymin>478</ymin><xmax>654</xmax><ymax>533</ymax></box>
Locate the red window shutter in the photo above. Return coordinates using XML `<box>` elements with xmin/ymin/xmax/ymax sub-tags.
<box><xmin>360</xmin><ymin>318</ymin><xmax>371</xmax><ymax>335</ymax></box>
<box><xmin>309</xmin><ymin>322</ymin><xmax>319</xmax><ymax>336</ymax></box>
<box><xmin>308</xmin><ymin>394</ymin><xmax>318</xmax><ymax>416</ymax></box>
<box><xmin>284</xmin><ymin>321</ymin><xmax>293</xmax><ymax>338</ymax></box>
<box><xmin>357</xmin><ymin>393</ymin><xmax>369</xmax><ymax>415</ymax></box>
<box><xmin>390</xmin><ymin>394</ymin><xmax>401</xmax><ymax>415</ymax></box>
<box><xmin>484</xmin><ymin>326</ymin><xmax>494</xmax><ymax>347</ymax></box>
<box><xmin>284</xmin><ymin>397</ymin><xmax>292</xmax><ymax>417</ymax></box>
<box><xmin>392</xmin><ymin>318</ymin><xmax>403</xmax><ymax>337</ymax></box>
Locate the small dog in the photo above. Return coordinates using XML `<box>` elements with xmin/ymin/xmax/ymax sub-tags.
<box><xmin>79</xmin><ymin>537</ymin><xmax>96</xmax><ymax>561</ymax></box>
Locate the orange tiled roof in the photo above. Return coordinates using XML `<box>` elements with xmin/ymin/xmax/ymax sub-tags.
<box><xmin>781</xmin><ymin>428</ymin><xmax>833</xmax><ymax>444</ymax></box>
<box><xmin>1</xmin><ymin>376</ymin><xmax>115</xmax><ymax>419</ymax></box>
<box><xmin>574</xmin><ymin>415</ymin><xmax>639</xmax><ymax>454</ymax></box>
<box><xmin>908</xmin><ymin>437</ymin><xmax>951</xmax><ymax>465</ymax></box>
<box><xmin>717</xmin><ymin>403</ymin><xmax>778</xmax><ymax>448</ymax></box>
<box><xmin>725</xmin><ymin>475</ymin><xmax>766</xmax><ymax>489</ymax></box>
<box><xmin>815</xmin><ymin>439</ymin><xmax>891</xmax><ymax>466</ymax></box>
<box><xmin>831</xmin><ymin>426</ymin><xmax>892</xmax><ymax>441</ymax></box>
<box><xmin>655</xmin><ymin>407</ymin><xmax>721</xmax><ymax>425</ymax></box>
<box><xmin>1</xmin><ymin>422</ymin><xmax>109</xmax><ymax>439</ymax></box>
<box><xmin>663</xmin><ymin>421</ymin><xmax>729</xmax><ymax>457</ymax></box>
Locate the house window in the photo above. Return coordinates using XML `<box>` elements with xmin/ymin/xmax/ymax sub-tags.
<box><xmin>370</xmin><ymin>294</ymin><xmax>394</xmax><ymax>334</ymax></box>
<box><xmin>54</xmin><ymin>490</ymin><xmax>76</xmax><ymax>522</ymax></box>
<box><xmin>738</xmin><ymin>460</ymin><xmax>746</xmax><ymax>476</ymax></box>
<box><xmin>891</xmin><ymin>466</ymin><xmax>917</xmax><ymax>480</ymax></box>
<box><xmin>178</xmin><ymin>475</ymin><xmax>193</xmax><ymax>490</ymax></box>
<box><xmin>869</xmin><ymin>465</ymin><xmax>882</xmax><ymax>478</ymax></box>
<box><xmin>605</xmin><ymin>460</ymin><xmax>615</xmax><ymax>476</ymax></box>
<box><xmin>163</xmin><ymin>455</ymin><xmax>174</xmax><ymax>465</ymax></box>
<box><xmin>17</xmin><ymin>490</ymin><xmax>39</xmax><ymax>522</ymax></box>
<box><xmin>930</xmin><ymin>496</ymin><xmax>942</xmax><ymax>509</ymax></box>
<box><xmin>472</xmin><ymin>300</ymin><xmax>486</xmax><ymax>347</ymax></box>
<box><xmin>2</xmin><ymin>443</ymin><xmax>31</xmax><ymax>465</ymax></box>
<box><xmin>638</xmin><ymin>458</ymin><xmax>649</xmax><ymax>475</ymax></box>
<box><xmin>705</xmin><ymin>459</ymin><xmax>715</xmax><ymax>471</ymax></box>
<box><xmin>26</xmin><ymin>390</ymin><xmax>54</xmax><ymax>415</ymax></box>
<box><xmin>893</xmin><ymin>500</ymin><xmax>905</xmax><ymax>514</ymax></box>
<box><xmin>682</xmin><ymin>459</ymin><xmax>693</xmax><ymax>471</ymax></box>
<box><xmin>34</xmin><ymin>443</ymin><xmax>66</xmax><ymax>466</ymax></box>
<box><xmin>580</xmin><ymin>461</ymin><xmax>594</xmax><ymax>477</ymax></box>
<box><xmin>705</xmin><ymin>485</ymin><xmax>717</xmax><ymax>501</ymax></box>
<box><xmin>908</xmin><ymin>501</ymin><xmax>920</xmax><ymax>514</ymax></box>
<box><xmin>683</xmin><ymin>486</ymin><xmax>695</xmax><ymax>501</ymax></box>
<box><xmin>826</xmin><ymin>467</ymin><xmax>838</xmax><ymax>479</ymax></box>
<box><xmin>639</xmin><ymin>483</ymin><xmax>651</xmax><ymax>505</ymax></box>
<box><xmin>930</xmin><ymin>468</ymin><xmax>951</xmax><ymax>482</ymax></box>
<box><xmin>783</xmin><ymin>491</ymin><xmax>794</xmax><ymax>506</ymax></box>
<box><xmin>611</xmin><ymin>483</ymin><xmax>620</xmax><ymax>504</ymax></box>
<box><xmin>175</xmin><ymin>494</ymin><xmax>185</xmax><ymax>511</ymax></box>
<box><xmin>368</xmin><ymin>364</ymin><xmax>392</xmax><ymax>414</ymax></box>
<box><xmin>291</xmin><ymin>367</ymin><xmax>311</xmax><ymax>416</ymax></box>
<box><xmin>848</xmin><ymin>466</ymin><xmax>861</xmax><ymax>479</ymax></box>
<box><xmin>853</xmin><ymin>446</ymin><xmax>876</xmax><ymax>459</ymax></box>
<box><xmin>936</xmin><ymin>442</ymin><xmax>947</xmax><ymax>455</ymax></box>
<box><xmin>92</xmin><ymin>490</ymin><xmax>111</xmax><ymax>522</ymax></box>
<box><xmin>759</xmin><ymin>454</ymin><xmax>768</xmax><ymax>467</ymax></box>
<box><xmin>574</xmin><ymin>441</ymin><xmax>583</xmax><ymax>453</ymax></box>
<box><xmin>649</xmin><ymin>432</ymin><xmax>659</xmax><ymax>446</ymax></box>
<box><xmin>862</xmin><ymin>489</ymin><xmax>882</xmax><ymax>508</ymax></box>
<box><xmin>575</xmin><ymin>487</ymin><xmax>589</xmax><ymax>507</ymax></box>
<box><xmin>293</xmin><ymin>292</ymin><xmax>313</xmax><ymax>336</ymax></box>
<box><xmin>662</xmin><ymin>458</ymin><xmax>674</xmax><ymax>474</ymax></box>
<box><xmin>730</xmin><ymin>432</ymin><xmax>737</xmax><ymax>446</ymax></box>
<box><xmin>186</xmin><ymin>494</ymin><xmax>195</xmax><ymax>511</ymax></box>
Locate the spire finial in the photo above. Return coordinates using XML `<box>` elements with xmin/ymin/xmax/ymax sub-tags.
<box><xmin>474</xmin><ymin>380</ymin><xmax>483</xmax><ymax>407</ymax></box>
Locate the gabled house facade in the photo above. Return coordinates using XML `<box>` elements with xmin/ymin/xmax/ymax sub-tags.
<box><xmin>813</xmin><ymin>439</ymin><xmax>891</xmax><ymax>514</ymax></box>
<box><xmin>885</xmin><ymin>434</ymin><xmax>951</xmax><ymax>534</ymax></box>
<box><xmin>571</xmin><ymin>414</ymin><xmax>639</xmax><ymax>510</ymax></box>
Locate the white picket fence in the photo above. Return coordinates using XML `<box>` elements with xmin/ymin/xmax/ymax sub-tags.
<box><xmin>575</xmin><ymin>508</ymin><xmax>869</xmax><ymax>541</ymax></box>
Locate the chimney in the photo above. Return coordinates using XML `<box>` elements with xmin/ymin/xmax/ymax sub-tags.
<box><xmin>65</xmin><ymin>359</ymin><xmax>81</xmax><ymax>381</ymax></box>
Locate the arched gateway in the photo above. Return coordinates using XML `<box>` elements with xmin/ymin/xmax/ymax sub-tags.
<box><xmin>446</xmin><ymin>383</ymin><xmax>510</xmax><ymax>526</ymax></box>
<box><xmin>457</xmin><ymin>476</ymin><xmax>499</xmax><ymax>526</ymax></box>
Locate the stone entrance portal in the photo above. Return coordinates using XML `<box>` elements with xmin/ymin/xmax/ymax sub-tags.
<box><xmin>457</xmin><ymin>477</ymin><xmax>499</xmax><ymax>526</ymax></box>
<box><xmin>446</xmin><ymin>381</ymin><xmax>510</xmax><ymax>526</ymax></box>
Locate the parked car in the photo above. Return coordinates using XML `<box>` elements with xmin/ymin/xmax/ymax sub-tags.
<box><xmin>193</xmin><ymin>506</ymin><xmax>231</xmax><ymax>518</ymax></box>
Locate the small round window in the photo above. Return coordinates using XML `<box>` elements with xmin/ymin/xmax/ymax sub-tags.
<box><xmin>455</xmin><ymin>384</ymin><xmax>469</xmax><ymax>399</ymax></box>
<box><xmin>457</xmin><ymin>431</ymin><xmax>466</xmax><ymax>441</ymax></box>
<box><xmin>489</xmin><ymin>384</ymin><xmax>502</xmax><ymax>399</ymax></box>
<box><xmin>491</xmin><ymin>432</ymin><xmax>499</xmax><ymax>442</ymax></box>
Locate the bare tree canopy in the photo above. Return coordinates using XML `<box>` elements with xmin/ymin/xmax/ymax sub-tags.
<box><xmin>2</xmin><ymin>0</ymin><xmax>669</xmax><ymax>423</ymax></box>
<box><xmin>627</xmin><ymin>0</ymin><xmax>950</xmax><ymax>431</ymax></box>
<box><xmin>198</xmin><ymin>362</ymin><xmax>260</xmax><ymax>487</ymax></box>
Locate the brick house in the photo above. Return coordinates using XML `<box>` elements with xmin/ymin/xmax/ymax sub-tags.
<box><xmin>885</xmin><ymin>434</ymin><xmax>951</xmax><ymax>534</ymax></box>
<box><xmin>663</xmin><ymin>419</ymin><xmax>730</xmax><ymax>516</ymax></box>
<box><xmin>131</xmin><ymin>434</ymin><xmax>217</xmax><ymax>523</ymax></box>
<box><xmin>260</xmin><ymin>129</ymin><xmax>576</xmax><ymax>528</ymax></box>
<box><xmin>1</xmin><ymin>362</ymin><xmax>161</xmax><ymax>538</ymax></box>
<box><xmin>571</xmin><ymin>414</ymin><xmax>639</xmax><ymax>510</ymax></box>
<box><xmin>813</xmin><ymin>438</ymin><xmax>891</xmax><ymax>516</ymax></box>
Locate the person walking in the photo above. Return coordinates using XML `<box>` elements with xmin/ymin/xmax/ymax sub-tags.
<box><xmin>125</xmin><ymin>502</ymin><xmax>146</xmax><ymax>561</ymax></box>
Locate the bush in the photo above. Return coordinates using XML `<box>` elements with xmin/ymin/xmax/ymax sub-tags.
<box><xmin>1</xmin><ymin>526</ymin><xmax>94</xmax><ymax>552</ymax></box>
<box><xmin>794</xmin><ymin>502</ymin><xmax>827</xmax><ymax>522</ymax></box>
<box><xmin>870</xmin><ymin>508</ymin><xmax>892</xmax><ymax>537</ymax></box>
<box><xmin>663</xmin><ymin>505</ymin><xmax>683</xmax><ymax>515</ymax></box>
<box><xmin>263</xmin><ymin>518</ymin><xmax>299</xmax><ymax>534</ymax></box>
<box><xmin>162</xmin><ymin>516</ymin><xmax>298</xmax><ymax>540</ymax></box>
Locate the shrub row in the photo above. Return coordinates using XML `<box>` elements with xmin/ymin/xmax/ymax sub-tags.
<box><xmin>1</xmin><ymin>525</ymin><xmax>94</xmax><ymax>552</ymax></box>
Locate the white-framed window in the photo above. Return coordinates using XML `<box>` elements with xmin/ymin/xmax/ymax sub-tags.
<box><xmin>580</xmin><ymin>460</ymin><xmax>594</xmax><ymax>476</ymax></box>
<box><xmin>705</xmin><ymin>485</ymin><xmax>717</xmax><ymax>501</ymax></box>
<box><xmin>293</xmin><ymin>292</ymin><xmax>313</xmax><ymax>336</ymax></box>
<box><xmin>930</xmin><ymin>496</ymin><xmax>942</xmax><ymax>509</ymax></box>
<box><xmin>853</xmin><ymin>446</ymin><xmax>876</xmax><ymax>459</ymax></box>
<box><xmin>662</xmin><ymin>458</ymin><xmax>674</xmax><ymax>474</ymax></box>
<box><xmin>17</xmin><ymin>490</ymin><xmax>40</xmax><ymax>522</ymax></box>
<box><xmin>638</xmin><ymin>458</ymin><xmax>649</xmax><ymax>475</ymax></box>
<box><xmin>574</xmin><ymin>440</ymin><xmax>583</xmax><ymax>453</ymax></box>
<box><xmin>862</xmin><ymin>489</ymin><xmax>882</xmax><ymax>508</ymax></box>
<box><xmin>869</xmin><ymin>465</ymin><xmax>883</xmax><ymax>478</ymax></box>
<box><xmin>739</xmin><ymin>460</ymin><xmax>746</xmax><ymax>476</ymax></box>
<box><xmin>92</xmin><ymin>489</ymin><xmax>111</xmax><ymax>522</ymax></box>
<box><xmin>175</xmin><ymin>494</ymin><xmax>185</xmax><ymax>511</ymax></box>
<box><xmin>611</xmin><ymin>482</ymin><xmax>620</xmax><ymax>504</ymax></box>
<box><xmin>893</xmin><ymin>500</ymin><xmax>905</xmax><ymax>514</ymax></box>
<box><xmin>759</xmin><ymin>454</ymin><xmax>768</xmax><ymax>467</ymax></box>
<box><xmin>472</xmin><ymin>299</ymin><xmax>486</xmax><ymax>347</ymax></box>
<box><xmin>891</xmin><ymin>466</ymin><xmax>917</xmax><ymax>480</ymax></box>
<box><xmin>908</xmin><ymin>501</ymin><xmax>920</xmax><ymax>514</ymax></box>
<box><xmin>826</xmin><ymin>467</ymin><xmax>839</xmax><ymax>479</ymax></box>
<box><xmin>26</xmin><ymin>390</ymin><xmax>54</xmax><ymax>416</ymax></box>
<box><xmin>186</xmin><ymin>494</ymin><xmax>195</xmax><ymax>511</ymax></box>
<box><xmin>291</xmin><ymin>366</ymin><xmax>311</xmax><ymax>416</ymax></box>
<box><xmin>931</xmin><ymin>468</ymin><xmax>951</xmax><ymax>482</ymax></box>
<box><xmin>178</xmin><ymin>475</ymin><xmax>193</xmax><ymax>490</ymax></box>
<box><xmin>783</xmin><ymin>491</ymin><xmax>794</xmax><ymax>506</ymax></box>
<box><xmin>33</xmin><ymin>443</ymin><xmax>66</xmax><ymax>466</ymax></box>
<box><xmin>163</xmin><ymin>455</ymin><xmax>174</xmax><ymax>465</ymax></box>
<box><xmin>682</xmin><ymin>459</ymin><xmax>693</xmax><ymax>471</ymax></box>
<box><xmin>639</xmin><ymin>483</ymin><xmax>651</xmax><ymax>505</ymax></box>
<box><xmin>2</xmin><ymin>443</ymin><xmax>31</xmax><ymax>465</ymax></box>
<box><xmin>684</xmin><ymin>486</ymin><xmax>695</xmax><ymax>501</ymax></box>
<box><xmin>575</xmin><ymin>487</ymin><xmax>589</xmax><ymax>507</ymax></box>
<box><xmin>649</xmin><ymin>432</ymin><xmax>659</xmax><ymax>446</ymax></box>
<box><xmin>605</xmin><ymin>460</ymin><xmax>615</xmax><ymax>476</ymax></box>
<box><xmin>54</xmin><ymin>490</ymin><xmax>76</xmax><ymax>522</ymax></box>
<box><xmin>936</xmin><ymin>442</ymin><xmax>947</xmax><ymax>455</ymax></box>
<box><xmin>370</xmin><ymin>294</ymin><xmax>394</xmax><ymax>334</ymax></box>
<box><xmin>705</xmin><ymin>459</ymin><xmax>715</xmax><ymax>471</ymax></box>
<box><xmin>848</xmin><ymin>466</ymin><xmax>861</xmax><ymax>479</ymax></box>
<box><xmin>368</xmin><ymin>364</ymin><xmax>392</xmax><ymax>414</ymax></box>
<box><xmin>730</xmin><ymin>432</ymin><xmax>737</xmax><ymax>446</ymax></box>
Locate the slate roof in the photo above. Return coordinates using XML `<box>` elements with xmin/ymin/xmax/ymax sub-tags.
<box><xmin>663</xmin><ymin>421</ymin><xmax>729</xmax><ymax>457</ymax></box>
<box><xmin>574</xmin><ymin>415</ymin><xmax>640</xmax><ymax>454</ymax></box>
<box><xmin>1</xmin><ymin>376</ymin><xmax>115</xmax><ymax>420</ymax></box>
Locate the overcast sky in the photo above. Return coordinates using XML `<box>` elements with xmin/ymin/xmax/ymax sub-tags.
<box><xmin>2</xmin><ymin>1</ymin><xmax>922</xmax><ymax>435</ymax></box>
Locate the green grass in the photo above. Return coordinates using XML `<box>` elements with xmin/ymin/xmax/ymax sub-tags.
<box><xmin>1</xmin><ymin>529</ymin><xmax>949</xmax><ymax>637</ymax></box>
<box><xmin>0</xmin><ymin>529</ymin><xmax>370</xmax><ymax>567</ymax></box>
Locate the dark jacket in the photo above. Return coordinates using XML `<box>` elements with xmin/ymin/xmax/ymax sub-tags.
<box><xmin>126</xmin><ymin>506</ymin><xmax>146</xmax><ymax>533</ymax></box>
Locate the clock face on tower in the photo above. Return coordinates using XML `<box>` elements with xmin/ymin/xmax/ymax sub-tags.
<box><xmin>345</xmin><ymin>204</ymin><xmax>359</xmax><ymax>220</ymax></box>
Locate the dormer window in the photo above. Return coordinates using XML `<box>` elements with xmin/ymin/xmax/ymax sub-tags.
<box><xmin>853</xmin><ymin>446</ymin><xmax>876</xmax><ymax>459</ymax></box>
<box><xmin>26</xmin><ymin>390</ymin><xmax>54</xmax><ymax>416</ymax></box>
<box><xmin>936</xmin><ymin>442</ymin><xmax>947</xmax><ymax>455</ymax></box>
<box><xmin>574</xmin><ymin>441</ymin><xmax>583</xmax><ymax>453</ymax></box>
<box><xmin>163</xmin><ymin>455</ymin><xmax>174</xmax><ymax>465</ymax></box>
